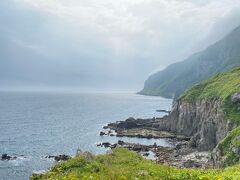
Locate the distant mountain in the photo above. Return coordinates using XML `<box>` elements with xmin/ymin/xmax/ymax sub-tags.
<box><xmin>139</xmin><ymin>26</ymin><xmax>240</xmax><ymax>98</ymax></box>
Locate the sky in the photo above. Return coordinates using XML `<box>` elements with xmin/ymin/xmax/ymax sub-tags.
<box><xmin>1</xmin><ymin>0</ymin><xmax>240</xmax><ymax>91</ymax></box>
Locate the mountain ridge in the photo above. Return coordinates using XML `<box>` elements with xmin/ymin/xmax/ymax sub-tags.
<box><xmin>139</xmin><ymin>25</ymin><xmax>240</xmax><ymax>98</ymax></box>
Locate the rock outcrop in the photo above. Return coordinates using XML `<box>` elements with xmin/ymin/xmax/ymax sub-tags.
<box><xmin>231</xmin><ymin>93</ymin><xmax>240</xmax><ymax>104</ymax></box>
<box><xmin>45</xmin><ymin>154</ymin><xmax>71</xmax><ymax>162</ymax></box>
<box><xmin>104</xmin><ymin>66</ymin><xmax>240</xmax><ymax>167</ymax></box>
<box><xmin>1</xmin><ymin>154</ymin><xmax>17</xmax><ymax>161</ymax></box>
<box><xmin>211</xmin><ymin>127</ymin><xmax>240</xmax><ymax>167</ymax></box>
<box><xmin>157</xmin><ymin>99</ymin><xmax>236</xmax><ymax>151</ymax></box>
<box><xmin>106</xmin><ymin>99</ymin><xmax>235</xmax><ymax>152</ymax></box>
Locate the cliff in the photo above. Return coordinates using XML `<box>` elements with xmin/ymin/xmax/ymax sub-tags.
<box><xmin>157</xmin><ymin>99</ymin><xmax>235</xmax><ymax>151</ymax></box>
<box><xmin>156</xmin><ymin>67</ymin><xmax>240</xmax><ymax>166</ymax></box>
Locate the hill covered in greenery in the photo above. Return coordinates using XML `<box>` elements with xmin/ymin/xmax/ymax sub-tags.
<box><xmin>180</xmin><ymin>66</ymin><xmax>240</xmax><ymax>124</ymax></box>
<box><xmin>140</xmin><ymin>26</ymin><xmax>240</xmax><ymax>98</ymax></box>
<box><xmin>31</xmin><ymin>148</ymin><xmax>240</xmax><ymax>180</ymax></box>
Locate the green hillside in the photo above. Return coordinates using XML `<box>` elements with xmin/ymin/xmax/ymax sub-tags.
<box><xmin>140</xmin><ymin>26</ymin><xmax>240</xmax><ymax>98</ymax></box>
<box><xmin>31</xmin><ymin>148</ymin><xmax>240</xmax><ymax>180</ymax></box>
<box><xmin>180</xmin><ymin>66</ymin><xmax>240</xmax><ymax>124</ymax></box>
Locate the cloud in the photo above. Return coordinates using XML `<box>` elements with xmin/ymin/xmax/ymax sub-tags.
<box><xmin>1</xmin><ymin>0</ymin><xmax>240</xmax><ymax>90</ymax></box>
<box><xmin>18</xmin><ymin>0</ymin><xmax>240</xmax><ymax>60</ymax></box>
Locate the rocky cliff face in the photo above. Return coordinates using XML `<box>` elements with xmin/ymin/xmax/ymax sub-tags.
<box><xmin>157</xmin><ymin>99</ymin><xmax>235</xmax><ymax>151</ymax></box>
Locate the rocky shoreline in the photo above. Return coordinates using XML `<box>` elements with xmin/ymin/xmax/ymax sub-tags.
<box><xmin>101</xmin><ymin>117</ymin><xmax>190</xmax><ymax>141</ymax></box>
<box><xmin>97</xmin><ymin>139</ymin><xmax>210</xmax><ymax>168</ymax></box>
<box><xmin>98</xmin><ymin>117</ymin><xmax>212</xmax><ymax>168</ymax></box>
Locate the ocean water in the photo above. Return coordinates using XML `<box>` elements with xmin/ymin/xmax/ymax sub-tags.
<box><xmin>0</xmin><ymin>91</ymin><xmax>172</xmax><ymax>180</ymax></box>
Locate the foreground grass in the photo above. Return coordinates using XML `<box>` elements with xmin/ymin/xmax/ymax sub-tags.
<box><xmin>31</xmin><ymin>148</ymin><xmax>240</xmax><ymax>180</ymax></box>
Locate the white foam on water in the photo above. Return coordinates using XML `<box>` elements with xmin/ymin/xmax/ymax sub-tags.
<box><xmin>10</xmin><ymin>156</ymin><xmax>30</xmax><ymax>166</ymax></box>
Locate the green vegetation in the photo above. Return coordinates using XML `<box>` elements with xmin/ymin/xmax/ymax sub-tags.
<box><xmin>31</xmin><ymin>148</ymin><xmax>240</xmax><ymax>180</ymax></box>
<box><xmin>180</xmin><ymin>67</ymin><xmax>240</xmax><ymax>102</ymax></box>
<box><xmin>180</xmin><ymin>67</ymin><xmax>240</xmax><ymax>124</ymax></box>
<box><xmin>215</xmin><ymin>127</ymin><xmax>240</xmax><ymax>167</ymax></box>
<box><xmin>180</xmin><ymin>67</ymin><xmax>240</xmax><ymax>166</ymax></box>
<box><xmin>140</xmin><ymin>26</ymin><xmax>240</xmax><ymax>98</ymax></box>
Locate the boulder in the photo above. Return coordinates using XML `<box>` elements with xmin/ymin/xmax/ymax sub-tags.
<box><xmin>117</xmin><ymin>118</ymin><xmax>138</xmax><ymax>129</ymax></box>
<box><xmin>100</xmin><ymin>131</ymin><xmax>106</xmax><ymax>136</ymax></box>
<box><xmin>118</xmin><ymin>140</ymin><xmax>125</xmax><ymax>145</ymax></box>
<box><xmin>82</xmin><ymin>152</ymin><xmax>94</xmax><ymax>161</ymax></box>
<box><xmin>102</xmin><ymin>142</ymin><xmax>111</xmax><ymax>148</ymax></box>
<box><xmin>54</xmin><ymin>155</ymin><xmax>71</xmax><ymax>162</ymax></box>
<box><xmin>45</xmin><ymin>155</ymin><xmax>71</xmax><ymax>162</ymax></box>
<box><xmin>1</xmin><ymin>154</ymin><xmax>17</xmax><ymax>161</ymax></box>
<box><xmin>142</xmin><ymin>152</ymin><xmax>150</xmax><ymax>157</ymax></box>
<box><xmin>231</xmin><ymin>93</ymin><xmax>240</xmax><ymax>103</ymax></box>
<box><xmin>76</xmin><ymin>149</ymin><xmax>83</xmax><ymax>156</ymax></box>
<box><xmin>183</xmin><ymin>159</ymin><xmax>202</xmax><ymax>168</ymax></box>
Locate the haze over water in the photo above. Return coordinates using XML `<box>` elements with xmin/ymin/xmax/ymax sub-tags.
<box><xmin>0</xmin><ymin>91</ymin><xmax>172</xmax><ymax>180</ymax></box>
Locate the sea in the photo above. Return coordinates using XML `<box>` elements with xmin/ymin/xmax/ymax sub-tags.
<box><xmin>0</xmin><ymin>91</ymin><xmax>172</xmax><ymax>180</ymax></box>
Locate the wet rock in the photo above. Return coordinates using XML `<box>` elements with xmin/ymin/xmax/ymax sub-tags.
<box><xmin>46</xmin><ymin>155</ymin><xmax>71</xmax><ymax>162</ymax></box>
<box><xmin>142</xmin><ymin>152</ymin><xmax>150</xmax><ymax>157</ymax></box>
<box><xmin>102</xmin><ymin>142</ymin><xmax>111</xmax><ymax>148</ymax></box>
<box><xmin>118</xmin><ymin>140</ymin><xmax>124</xmax><ymax>145</ymax></box>
<box><xmin>97</xmin><ymin>142</ymin><xmax>117</xmax><ymax>149</ymax></box>
<box><xmin>100</xmin><ymin>131</ymin><xmax>106</xmax><ymax>136</ymax></box>
<box><xmin>1</xmin><ymin>154</ymin><xmax>17</xmax><ymax>161</ymax></box>
<box><xmin>117</xmin><ymin>117</ymin><xmax>138</xmax><ymax>129</ymax></box>
<box><xmin>54</xmin><ymin>155</ymin><xmax>71</xmax><ymax>162</ymax></box>
<box><xmin>103</xmin><ymin>126</ymin><xmax>108</xmax><ymax>129</ymax></box>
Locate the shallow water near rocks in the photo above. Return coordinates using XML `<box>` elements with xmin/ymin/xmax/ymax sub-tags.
<box><xmin>0</xmin><ymin>91</ymin><xmax>172</xmax><ymax>180</ymax></box>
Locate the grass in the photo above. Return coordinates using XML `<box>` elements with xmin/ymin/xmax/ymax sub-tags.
<box><xmin>31</xmin><ymin>148</ymin><xmax>240</xmax><ymax>180</ymax></box>
<box><xmin>180</xmin><ymin>66</ymin><xmax>240</xmax><ymax>124</ymax></box>
<box><xmin>216</xmin><ymin>127</ymin><xmax>240</xmax><ymax>166</ymax></box>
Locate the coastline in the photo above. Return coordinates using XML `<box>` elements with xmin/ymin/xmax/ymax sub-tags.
<box><xmin>98</xmin><ymin>116</ymin><xmax>211</xmax><ymax>168</ymax></box>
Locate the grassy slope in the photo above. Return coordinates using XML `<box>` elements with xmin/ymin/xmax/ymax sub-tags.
<box><xmin>31</xmin><ymin>148</ymin><xmax>240</xmax><ymax>180</ymax></box>
<box><xmin>180</xmin><ymin>66</ymin><xmax>240</xmax><ymax>124</ymax></box>
<box><xmin>180</xmin><ymin>67</ymin><xmax>240</xmax><ymax>166</ymax></box>
<box><xmin>216</xmin><ymin>127</ymin><xmax>240</xmax><ymax>166</ymax></box>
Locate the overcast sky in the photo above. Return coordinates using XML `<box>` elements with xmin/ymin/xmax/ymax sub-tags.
<box><xmin>1</xmin><ymin>0</ymin><xmax>240</xmax><ymax>91</ymax></box>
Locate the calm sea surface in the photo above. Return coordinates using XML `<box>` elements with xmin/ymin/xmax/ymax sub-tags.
<box><xmin>0</xmin><ymin>91</ymin><xmax>172</xmax><ymax>180</ymax></box>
